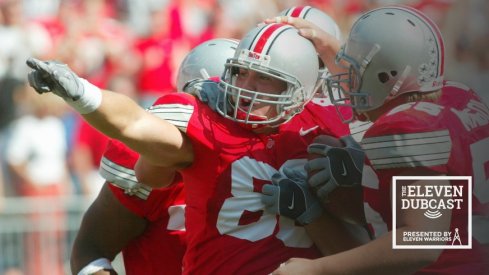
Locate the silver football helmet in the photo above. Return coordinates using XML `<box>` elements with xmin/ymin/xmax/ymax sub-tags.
<box><xmin>279</xmin><ymin>5</ymin><xmax>342</xmax><ymax>95</ymax></box>
<box><xmin>279</xmin><ymin>5</ymin><xmax>341</xmax><ymax>42</ymax></box>
<box><xmin>218</xmin><ymin>23</ymin><xmax>319</xmax><ymax>126</ymax></box>
<box><xmin>326</xmin><ymin>6</ymin><xmax>445</xmax><ymax>122</ymax></box>
<box><xmin>176</xmin><ymin>38</ymin><xmax>239</xmax><ymax>92</ymax></box>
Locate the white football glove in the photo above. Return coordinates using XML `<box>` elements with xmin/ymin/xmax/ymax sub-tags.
<box><xmin>26</xmin><ymin>57</ymin><xmax>101</xmax><ymax>114</ymax></box>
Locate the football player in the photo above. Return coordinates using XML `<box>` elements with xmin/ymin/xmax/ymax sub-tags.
<box><xmin>272</xmin><ymin>6</ymin><xmax>489</xmax><ymax>275</ymax></box>
<box><xmin>274</xmin><ymin>5</ymin><xmax>372</xmax><ymax>142</ymax></box>
<box><xmin>72</xmin><ymin>140</ymin><xmax>185</xmax><ymax>275</ymax></box>
<box><xmin>260</xmin><ymin>3</ymin><xmax>371</xmax><ymax>247</ymax></box>
<box><xmin>71</xmin><ymin>38</ymin><xmax>238</xmax><ymax>275</ymax></box>
<box><xmin>27</xmin><ymin>23</ymin><xmax>351</xmax><ymax>274</ymax></box>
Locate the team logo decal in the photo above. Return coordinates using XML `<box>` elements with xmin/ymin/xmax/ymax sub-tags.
<box><xmin>392</xmin><ymin>176</ymin><xmax>472</xmax><ymax>249</ymax></box>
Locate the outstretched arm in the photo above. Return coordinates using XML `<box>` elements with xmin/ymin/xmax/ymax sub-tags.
<box><xmin>82</xmin><ymin>90</ymin><xmax>193</xmax><ymax>168</ymax></box>
<box><xmin>26</xmin><ymin>58</ymin><xmax>193</xmax><ymax>168</ymax></box>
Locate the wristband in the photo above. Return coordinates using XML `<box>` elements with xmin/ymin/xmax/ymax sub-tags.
<box><xmin>77</xmin><ymin>258</ymin><xmax>114</xmax><ymax>275</ymax></box>
<box><xmin>67</xmin><ymin>79</ymin><xmax>102</xmax><ymax>114</ymax></box>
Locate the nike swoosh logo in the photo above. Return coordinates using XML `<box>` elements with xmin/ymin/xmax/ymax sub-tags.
<box><xmin>341</xmin><ymin>161</ymin><xmax>347</xmax><ymax>176</ymax></box>
<box><xmin>299</xmin><ymin>125</ymin><xmax>319</xmax><ymax>136</ymax></box>
<box><xmin>288</xmin><ymin>193</ymin><xmax>295</xmax><ymax>210</ymax></box>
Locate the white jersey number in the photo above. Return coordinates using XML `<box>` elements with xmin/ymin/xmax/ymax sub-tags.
<box><xmin>216</xmin><ymin>157</ymin><xmax>312</xmax><ymax>248</ymax></box>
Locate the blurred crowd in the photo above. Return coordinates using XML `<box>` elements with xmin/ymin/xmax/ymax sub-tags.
<box><xmin>0</xmin><ymin>0</ymin><xmax>488</xmax><ymax>207</ymax></box>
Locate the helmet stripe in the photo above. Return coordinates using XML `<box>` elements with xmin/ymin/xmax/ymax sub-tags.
<box><xmin>251</xmin><ymin>23</ymin><xmax>290</xmax><ymax>54</ymax></box>
<box><xmin>301</xmin><ymin>6</ymin><xmax>313</xmax><ymax>18</ymax></box>
<box><xmin>287</xmin><ymin>6</ymin><xmax>313</xmax><ymax>18</ymax></box>
<box><xmin>394</xmin><ymin>6</ymin><xmax>445</xmax><ymax>77</ymax></box>
<box><xmin>290</xmin><ymin>6</ymin><xmax>306</xmax><ymax>17</ymax></box>
<box><xmin>284</xmin><ymin>7</ymin><xmax>293</xmax><ymax>16</ymax></box>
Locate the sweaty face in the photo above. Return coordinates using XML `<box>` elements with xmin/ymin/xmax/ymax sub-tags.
<box><xmin>232</xmin><ymin>68</ymin><xmax>288</xmax><ymax>119</ymax></box>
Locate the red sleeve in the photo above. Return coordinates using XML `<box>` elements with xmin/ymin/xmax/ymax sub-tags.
<box><xmin>107</xmin><ymin>180</ymin><xmax>185</xmax><ymax>221</ymax></box>
<box><xmin>102</xmin><ymin>139</ymin><xmax>185</xmax><ymax>221</ymax></box>
<box><xmin>363</xmin><ymin>103</ymin><xmax>451</xmax><ymax>175</ymax></box>
<box><xmin>103</xmin><ymin>139</ymin><xmax>139</xmax><ymax>169</ymax></box>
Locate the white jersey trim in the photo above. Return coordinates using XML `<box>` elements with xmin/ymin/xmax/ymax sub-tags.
<box><xmin>148</xmin><ymin>104</ymin><xmax>194</xmax><ymax>133</ymax></box>
<box><xmin>167</xmin><ymin>205</ymin><xmax>186</xmax><ymax>231</ymax></box>
<box><xmin>349</xmin><ymin>121</ymin><xmax>372</xmax><ymax>142</ymax></box>
<box><xmin>99</xmin><ymin>157</ymin><xmax>151</xmax><ymax>200</ymax></box>
<box><xmin>362</xmin><ymin>130</ymin><xmax>451</xmax><ymax>170</ymax></box>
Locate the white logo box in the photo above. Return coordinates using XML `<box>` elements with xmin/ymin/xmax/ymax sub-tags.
<box><xmin>392</xmin><ymin>176</ymin><xmax>472</xmax><ymax>249</ymax></box>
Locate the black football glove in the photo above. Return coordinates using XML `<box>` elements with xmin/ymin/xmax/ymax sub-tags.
<box><xmin>261</xmin><ymin>167</ymin><xmax>323</xmax><ymax>225</ymax></box>
<box><xmin>305</xmin><ymin>135</ymin><xmax>365</xmax><ymax>201</ymax></box>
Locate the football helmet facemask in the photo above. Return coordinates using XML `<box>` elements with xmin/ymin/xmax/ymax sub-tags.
<box><xmin>218</xmin><ymin>23</ymin><xmax>319</xmax><ymax>127</ymax></box>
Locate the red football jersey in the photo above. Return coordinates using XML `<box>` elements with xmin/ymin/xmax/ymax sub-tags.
<box><xmin>361</xmin><ymin>82</ymin><xmax>489</xmax><ymax>274</ymax></box>
<box><xmin>149</xmin><ymin>92</ymin><xmax>349</xmax><ymax>274</ymax></box>
<box><xmin>100</xmin><ymin>139</ymin><xmax>186</xmax><ymax>275</ymax></box>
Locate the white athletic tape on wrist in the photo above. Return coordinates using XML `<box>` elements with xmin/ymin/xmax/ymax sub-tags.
<box><xmin>77</xmin><ymin>258</ymin><xmax>114</xmax><ymax>275</ymax></box>
<box><xmin>67</xmin><ymin>79</ymin><xmax>102</xmax><ymax>114</ymax></box>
